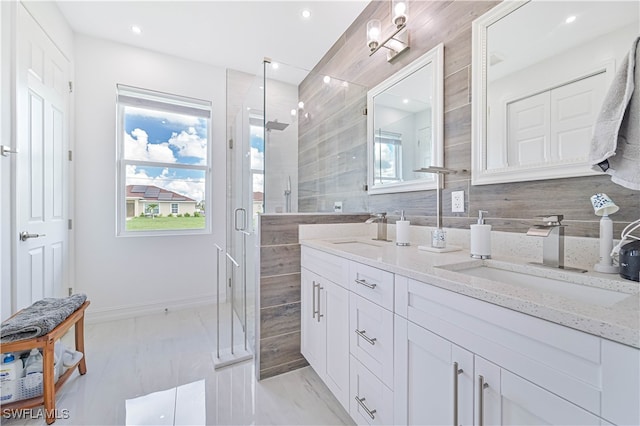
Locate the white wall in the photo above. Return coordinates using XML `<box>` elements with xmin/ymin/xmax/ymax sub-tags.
<box><xmin>74</xmin><ymin>34</ymin><xmax>227</xmax><ymax>321</ymax></box>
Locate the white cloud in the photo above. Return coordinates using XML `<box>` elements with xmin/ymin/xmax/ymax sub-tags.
<box><xmin>125</xmin><ymin>128</ymin><xmax>176</xmax><ymax>163</ymax></box>
<box><xmin>168</xmin><ymin>128</ymin><xmax>207</xmax><ymax>163</ymax></box>
<box><xmin>251</xmin><ymin>147</ymin><xmax>264</xmax><ymax>170</ymax></box>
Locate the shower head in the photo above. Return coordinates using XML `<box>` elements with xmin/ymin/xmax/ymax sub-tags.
<box><xmin>265</xmin><ymin>120</ymin><xmax>289</xmax><ymax>131</ymax></box>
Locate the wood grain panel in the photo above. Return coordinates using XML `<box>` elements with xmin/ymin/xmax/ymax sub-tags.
<box><xmin>260</xmin><ymin>302</ymin><xmax>301</xmax><ymax>339</ymax></box>
<box><xmin>260</xmin><ymin>244</ymin><xmax>301</xmax><ymax>277</ymax></box>
<box><xmin>261</xmin><ymin>273</ymin><xmax>300</xmax><ymax>308</ymax></box>
<box><xmin>260</xmin><ymin>331</ymin><xmax>303</xmax><ymax>372</ymax></box>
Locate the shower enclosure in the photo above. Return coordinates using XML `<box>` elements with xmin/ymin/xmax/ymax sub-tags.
<box><xmin>225</xmin><ymin>60</ymin><xmax>367</xmax><ymax>371</ymax></box>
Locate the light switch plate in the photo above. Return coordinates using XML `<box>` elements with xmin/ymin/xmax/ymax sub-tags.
<box><xmin>334</xmin><ymin>201</ymin><xmax>343</xmax><ymax>212</ymax></box>
<box><xmin>452</xmin><ymin>191</ymin><xmax>464</xmax><ymax>213</ymax></box>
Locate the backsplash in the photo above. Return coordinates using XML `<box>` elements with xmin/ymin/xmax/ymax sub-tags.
<box><xmin>298</xmin><ymin>0</ymin><xmax>638</xmax><ymax>238</ymax></box>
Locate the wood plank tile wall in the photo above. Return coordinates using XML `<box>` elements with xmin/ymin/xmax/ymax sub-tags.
<box><xmin>258</xmin><ymin>213</ymin><xmax>370</xmax><ymax>379</ymax></box>
<box><xmin>298</xmin><ymin>0</ymin><xmax>639</xmax><ymax>238</ymax></box>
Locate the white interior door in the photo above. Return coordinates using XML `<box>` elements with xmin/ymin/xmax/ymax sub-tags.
<box><xmin>14</xmin><ymin>5</ymin><xmax>70</xmax><ymax>310</ymax></box>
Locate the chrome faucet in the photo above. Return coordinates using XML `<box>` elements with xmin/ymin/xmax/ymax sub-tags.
<box><xmin>526</xmin><ymin>215</ymin><xmax>586</xmax><ymax>272</ymax></box>
<box><xmin>366</xmin><ymin>213</ymin><xmax>389</xmax><ymax>241</ymax></box>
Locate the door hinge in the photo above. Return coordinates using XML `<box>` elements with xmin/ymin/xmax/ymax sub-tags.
<box><xmin>228</xmin><ymin>138</ymin><xmax>233</xmax><ymax>149</ymax></box>
<box><xmin>363</xmin><ymin>107</ymin><xmax>368</xmax><ymax>116</ymax></box>
<box><xmin>68</xmin><ymin>219</ymin><xmax>73</xmax><ymax>230</ymax></box>
<box><xmin>68</xmin><ymin>287</ymin><xmax>73</xmax><ymax>296</ymax></box>
<box><xmin>69</xmin><ymin>81</ymin><xmax>73</xmax><ymax>93</ymax></box>
<box><xmin>68</xmin><ymin>150</ymin><xmax>72</xmax><ymax>161</ymax></box>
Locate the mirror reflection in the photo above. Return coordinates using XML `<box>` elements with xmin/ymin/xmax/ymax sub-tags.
<box><xmin>472</xmin><ymin>0</ymin><xmax>639</xmax><ymax>185</ymax></box>
<box><xmin>368</xmin><ymin>44</ymin><xmax>444</xmax><ymax>194</ymax></box>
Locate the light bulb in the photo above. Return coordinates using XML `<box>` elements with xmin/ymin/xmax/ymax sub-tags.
<box><xmin>367</xmin><ymin>19</ymin><xmax>381</xmax><ymax>51</ymax></box>
<box><xmin>392</xmin><ymin>0</ymin><xmax>408</xmax><ymax>28</ymax></box>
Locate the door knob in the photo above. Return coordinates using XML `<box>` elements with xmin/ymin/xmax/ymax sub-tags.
<box><xmin>20</xmin><ymin>232</ymin><xmax>45</xmax><ymax>242</ymax></box>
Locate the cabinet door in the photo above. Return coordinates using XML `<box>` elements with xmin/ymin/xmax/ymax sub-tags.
<box><xmin>475</xmin><ymin>356</ymin><xmax>601</xmax><ymax>425</ymax></box>
<box><xmin>300</xmin><ymin>268</ymin><xmax>325</xmax><ymax>375</ymax></box>
<box><xmin>324</xmin><ymin>279</ymin><xmax>350</xmax><ymax>411</ymax></box>
<box><xmin>394</xmin><ymin>317</ymin><xmax>473</xmax><ymax>426</ymax></box>
<box><xmin>350</xmin><ymin>293</ymin><xmax>394</xmax><ymax>387</ymax></box>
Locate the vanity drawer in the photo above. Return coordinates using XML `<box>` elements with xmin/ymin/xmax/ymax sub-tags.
<box><xmin>350</xmin><ymin>355</ymin><xmax>393</xmax><ymax>426</ymax></box>
<box><xmin>349</xmin><ymin>293</ymin><xmax>394</xmax><ymax>387</ymax></box>
<box><xmin>349</xmin><ymin>261</ymin><xmax>394</xmax><ymax>311</ymax></box>
<box><xmin>301</xmin><ymin>246</ymin><xmax>348</xmax><ymax>288</ymax></box>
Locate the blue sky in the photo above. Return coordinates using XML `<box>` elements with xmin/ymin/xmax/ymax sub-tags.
<box><xmin>124</xmin><ymin>106</ymin><xmax>208</xmax><ymax>202</ymax></box>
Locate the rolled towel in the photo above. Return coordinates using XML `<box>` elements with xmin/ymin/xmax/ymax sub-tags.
<box><xmin>1</xmin><ymin>294</ymin><xmax>87</xmax><ymax>343</ymax></box>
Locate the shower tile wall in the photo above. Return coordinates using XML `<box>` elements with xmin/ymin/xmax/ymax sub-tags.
<box><xmin>257</xmin><ymin>213</ymin><xmax>370</xmax><ymax>379</ymax></box>
<box><xmin>298</xmin><ymin>0</ymin><xmax>639</xmax><ymax>238</ymax></box>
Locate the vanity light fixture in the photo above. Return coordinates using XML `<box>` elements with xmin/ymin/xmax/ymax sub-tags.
<box><xmin>366</xmin><ymin>0</ymin><xmax>410</xmax><ymax>62</ymax></box>
<box><xmin>591</xmin><ymin>193</ymin><xmax>619</xmax><ymax>274</ymax></box>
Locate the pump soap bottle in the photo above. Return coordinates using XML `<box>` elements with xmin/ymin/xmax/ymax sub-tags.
<box><xmin>396</xmin><ymin>210</ymin><xmax>410</xmax><ymax>246</ymax></box>
<box><xmin>470</xmin><ymin>210</ymin><xmax>491</xmax><ymax>259</ymax></box>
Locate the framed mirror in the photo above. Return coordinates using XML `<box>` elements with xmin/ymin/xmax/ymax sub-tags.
<box><xmin>367</xmin><ymin>43</ymin><xmax>444</xmax><ymax>194</ymax></box>
<box><xmin>471</xmin><ymin>0</ymin><xmax>639</xmax><ymax>185</ymax></box>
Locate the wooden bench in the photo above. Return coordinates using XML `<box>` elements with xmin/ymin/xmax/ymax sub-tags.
<box><xmin>1</xmin><ymin>300</ymin><xmax>90</xmax><ymax>424</ymax></box>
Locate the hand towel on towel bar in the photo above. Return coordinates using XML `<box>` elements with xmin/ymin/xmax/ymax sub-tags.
<box><xmin>1</xmin><ymin>294</ymin><xmax>87</xmax><ymax>343</ymax></box>
<box><xmin>589</xmin><ymin>36</ymin><xmax>640</xmax><ymax>190</ymax></box>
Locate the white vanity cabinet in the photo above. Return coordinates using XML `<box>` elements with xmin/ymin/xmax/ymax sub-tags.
<box><xmin>395</xmin><ymin>275</ymin><xmax>639</xmax><ymax>425</ymax></box>
<box><xmin>301</xmin><ymin>243</ymin><xmax>639</xmax><ymax>426</ymax></box>
<box><xmin>300</xmin><ymin>248</ymin><xmax>350</xmax><ymax>411</ymax></box>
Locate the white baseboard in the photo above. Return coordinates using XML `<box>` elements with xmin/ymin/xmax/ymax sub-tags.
<box><xmin>86</xmin><ymin>294</ymin><xmax>226</xmax><ymax>324</ymax></box>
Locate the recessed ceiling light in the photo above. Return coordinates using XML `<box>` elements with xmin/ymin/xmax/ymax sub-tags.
<box><xmin>301</xmin><ymin>9</ymin><xmax>311</xmax><ymax>19</ymax></box>
<box><xmin>403</xmin><ymin>99</ymin><xmax>409</xmax><ymax>104</ymax></box>
<box><xmin>131</xmin><ymin>25</ymin><xmax>142</xmax><ymax>35</ymax></box>
<box><xmin>290</xmin><ymin>109</ymin><xmax>297</xmax><ymax>116</ymax></box>
<box><xmin>271</xmin><ymin>62</ymin><xmax>279</xmax><ymax>70</ymax></box>
<box><xmin>565</xmin><ymin>15</ymin><xmax>576</xmax><ymax>24</ymax></box>
<box><xmin>323</xmin><ymin>76</ymin><xmax>331</xmax><ymax>84</ymax></box>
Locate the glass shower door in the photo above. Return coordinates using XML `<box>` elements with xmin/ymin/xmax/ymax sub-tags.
<box><xmin>226</xmin><ymin>69</ymin><xmax>263</xmax><ymax>355</ymax></box>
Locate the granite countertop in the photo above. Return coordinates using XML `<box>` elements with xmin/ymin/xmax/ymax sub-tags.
<box><xmin>301</xmin><ymin>237</ymin><xmax>640</xmax><ymax>348</ymax></box>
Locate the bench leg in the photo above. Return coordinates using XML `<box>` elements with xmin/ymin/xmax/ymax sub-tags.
<box><xmin>43</xmin><ymin>338</ymin><xmax>56</xmax><ymax>424</ymax></box>
<box><xmin>75</xmin><ymin>314</ymin><xmax>87</xmax><ymax>375</ymax></box>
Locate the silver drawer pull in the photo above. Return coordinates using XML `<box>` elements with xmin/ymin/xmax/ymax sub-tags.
<box><xmin>355</xmin><ymin>278</ymin><xmax>377</xmax><ymax>289</ymax></box>
<box><xmin>478</xmin><ymin>375</ymin><xmax>489</xmax><ymax>426</ymax></box>
<box><xmin>354</xmin><ymin>396</ymin><xmax>376</xmax><ymax>420</ymax></box>
<box><xmin>355</xmin><ymin>329</ymin><xmax>377</xmax><ymax>345</ymax></box>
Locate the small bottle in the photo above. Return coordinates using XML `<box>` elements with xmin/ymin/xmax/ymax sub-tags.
<box><xmin>0</xmin><ymin>353</ymin><xmax>22</xmax><ymax>403</ymax></box>
<box><xmin>396</xmin><ymin>210</ymin><xmax>410</xmax><ymax>246</ymax></box>
<box><xmin>24</xmin><ymin>348</ymin><xmax>43</xmax><ymax>375</ymax></box>
<box><xmin>470</xmin><ymin>210</ymin><xmax>491</xmax><ymax>259</ymax></box>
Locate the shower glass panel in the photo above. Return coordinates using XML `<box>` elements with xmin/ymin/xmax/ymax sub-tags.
<box><xmin>226</xmin><ymin>68</ymin><xmax>263</xmax><ymax>355</ymax></box>
<box><xmin>262</xmin><ymin>60</ymin><xmax>309</xmax><ymax>213</ymax></box>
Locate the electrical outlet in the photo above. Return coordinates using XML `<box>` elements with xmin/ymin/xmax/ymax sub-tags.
<box><xmin>334</xmin><ymin>201</ymin><xmax>343</xmax><ymax>213</ymax></box>
<box><xmin>452</xmin><ymin>191</ymin><xmax>464</xmax><ymax>213</ymax></box>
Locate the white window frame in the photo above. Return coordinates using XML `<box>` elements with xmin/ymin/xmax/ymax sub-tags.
<box><xmin>171</xmin><ymin>203</ymin><xmax>179</xmax><ymax>214</ymax></box>
<box><xmin>116</xmin><ymin>84</ymin><xmax>212</xmax><ymax>236</ymax></box>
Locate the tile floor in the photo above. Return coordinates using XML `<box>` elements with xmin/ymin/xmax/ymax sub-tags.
<box><xmin>1</xmin><ymin>305</ymin><xmax>353</xmax><ymax>425</ymax></box>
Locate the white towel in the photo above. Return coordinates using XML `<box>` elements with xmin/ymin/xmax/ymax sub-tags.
<box><xmin>589</xmin><ymin>37</ymin><xmax>640</xmax><ymax>190</ymax></box>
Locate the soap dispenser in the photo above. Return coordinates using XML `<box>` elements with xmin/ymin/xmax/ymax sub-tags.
<box><xmin>396</xmin><ymin>210</ymin><xmax>410</xmax><ymax>246</ymax></box>
<box><xmin>470</xmin><ymin>210</ymin><xmax>491</xmax><ymax>259</ymax></box>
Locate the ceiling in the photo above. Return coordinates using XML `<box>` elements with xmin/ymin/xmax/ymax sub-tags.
<box><xmin>55</xmin><ymin>0</ymin><xmax>370</xmax><ymax>84</ymax></box>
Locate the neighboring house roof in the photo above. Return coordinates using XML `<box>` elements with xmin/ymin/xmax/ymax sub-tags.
<box><xmin>253</xmin><ymin>191</ymin><xmax>264</xmax><ymax>202</ymax></box>
<box><xmin>126</xmin><ymin>185</ymin><xmax>196</xmax><ymax>202</ymax></box>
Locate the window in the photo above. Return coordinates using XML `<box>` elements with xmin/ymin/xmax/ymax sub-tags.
<box><xmin>373</xmin><ymin>131</ymin><xmax>402</xmax><ymax>184</ymax></box>
<box><xmin>116</xmin><ymin>85</ymin><xmax>211</xmax><ymax>234</ymax></box>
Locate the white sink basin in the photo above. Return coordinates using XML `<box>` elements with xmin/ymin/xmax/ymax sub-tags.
<box><xmin>330</xmin><ymin>239</ymin><xmax>385</xmax><ymax>248</ymax></box>
<box><xmin>436</xmin><ymin>261</ymin><xmax>634</xmax><ymax>308</ymax></box>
